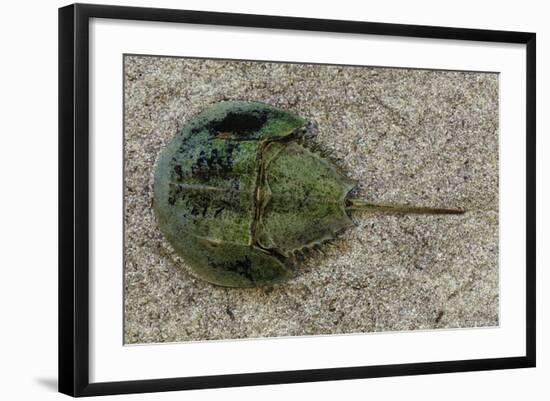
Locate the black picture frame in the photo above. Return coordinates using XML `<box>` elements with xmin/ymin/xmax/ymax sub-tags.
<box><xmin>58</xmin><ymin>3</ymin><xmax>536</xmax><ymax>397</ymax></box>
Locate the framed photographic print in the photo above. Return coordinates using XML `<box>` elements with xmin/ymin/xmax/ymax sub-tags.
<box><xmin>58</xmin><ymin>3</ymin><xmax>536</xmax><ymax>397</ymax></box>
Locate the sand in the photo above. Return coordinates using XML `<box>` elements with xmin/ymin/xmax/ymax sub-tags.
<box><xmin>123</xmin><ymin>55</ymin><xmax>499</xmax><ymax>344</ymax></box>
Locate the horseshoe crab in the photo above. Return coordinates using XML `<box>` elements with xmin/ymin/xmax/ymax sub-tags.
<box><xmin>153</xmin><ymin>101</ymin><xmax>463</xmax><ymax>287</ymax></box>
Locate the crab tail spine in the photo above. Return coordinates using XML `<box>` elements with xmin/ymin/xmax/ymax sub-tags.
<box><xmin>346</xmin><ymin>199</ymin><xmax>464</xmax><ymax>215</ymax></box>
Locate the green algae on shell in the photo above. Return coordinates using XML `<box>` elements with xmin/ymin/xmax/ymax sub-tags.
<box><xmin>153</xmin><ymin>101</ymin><xmax>463</xmax><ymax>287</ymax></box>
